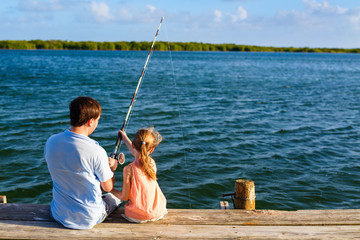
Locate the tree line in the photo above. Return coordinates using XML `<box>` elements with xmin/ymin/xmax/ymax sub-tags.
<box><xmin>0</xmin><ymin>40</ymin><xmax>359</xmax><ymax>53</ymax></box>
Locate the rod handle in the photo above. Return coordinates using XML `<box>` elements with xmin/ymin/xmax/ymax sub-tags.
<box><xmin>115</xmin><ymin>132</ymin><xmax>123</xmax><ymax>147</ymax></box>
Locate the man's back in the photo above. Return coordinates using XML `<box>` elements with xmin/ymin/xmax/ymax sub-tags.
<box><xmin>45</xmin><ymin>129</ymin><xmax>113</xmax><ymax>229</ymax></box>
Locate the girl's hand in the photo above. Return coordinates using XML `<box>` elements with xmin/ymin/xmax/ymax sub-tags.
<box><xmin>109</xmin><ymin>156</ymin><xmax>118</xmax><ymax>172</ymax></box>
<box><xmin>118</xmin><ymin>130</ymin><xmax>127</xmax><ymax>139</ymax></box>
<box><xmin>118</xmin><ymin>130</ymin><xmax>136</xmax><ymax>157</ymax></box>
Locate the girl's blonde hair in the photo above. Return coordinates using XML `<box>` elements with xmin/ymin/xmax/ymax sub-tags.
<box><xmin>132</xmin><ymin>127</ymin><xmax>162</xmax><ymax>180</ymax></box>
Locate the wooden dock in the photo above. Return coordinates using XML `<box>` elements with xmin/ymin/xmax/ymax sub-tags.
<box><xmin>0</xmin><ymin>203</ymin><xmax>359</xmax><ymax>239</ymax></box>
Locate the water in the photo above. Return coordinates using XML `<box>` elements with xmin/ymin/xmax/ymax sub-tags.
<box><xmin>0</xmin><ymin>50</ymin><xmax>359</xmax><ymax>210</ymax></box>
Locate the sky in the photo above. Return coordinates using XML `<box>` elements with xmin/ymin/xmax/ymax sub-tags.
<box><xmin>0</xmin><ymin>0</ymin><xmax>359</xmax><ymax>48</ymax></box>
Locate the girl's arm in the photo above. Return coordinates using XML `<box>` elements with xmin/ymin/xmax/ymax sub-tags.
<box><xmin>119</xmin><ymin>130</ymin><xmax>136</xmax><ymax>157</ymax></box>
<box><xmin>110</xmin><ymin>165</ymin><xmax>132</xmax><ymax>201</ymax></box>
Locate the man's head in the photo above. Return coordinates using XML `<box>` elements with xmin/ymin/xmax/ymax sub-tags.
<box><xmin>69</xmin><ymin>96</ymin><xmax>102</xmax><ymax>127</ymax></box>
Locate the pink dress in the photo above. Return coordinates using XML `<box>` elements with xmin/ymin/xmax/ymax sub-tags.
<box><xmin>125</xmin><ymin>159</ymin><xmax>167</xmax><ymax>221</ymax></box>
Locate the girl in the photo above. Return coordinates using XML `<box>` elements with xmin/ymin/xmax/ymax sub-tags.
<box><xmin>111</xmin><ymin>127</ymin><xmax>167</xmax><ymax>223</ymax></box>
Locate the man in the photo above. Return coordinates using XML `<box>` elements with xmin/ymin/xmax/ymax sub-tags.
<box><xmin>45</xmin><ymin>96</ymin><xmax>121</xmax><ymax>229</ymax></box>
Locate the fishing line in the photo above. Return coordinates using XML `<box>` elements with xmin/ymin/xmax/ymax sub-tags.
<box><xmin>116</xmin><ymin>67</ymin><xmax>147</xmax><ymax>152</ymax></box>
<box><xmin>123</xmin><ymin>51</ymin><xmax>152</xmax><ymax>133</ymax></box>
<box><xmin>116</xmin><ymin>65</ymin><xmax>149</xmax><ymax>153</ymax></box>
<box><xmin>110</xmin><ymin>17</ymin><xmax>164</xmax><ymax>164</ymax></box>
<box><xmin>163</xmin><ymin>21</ymin><xmax>192</xmax><ymax>208</ymax></box>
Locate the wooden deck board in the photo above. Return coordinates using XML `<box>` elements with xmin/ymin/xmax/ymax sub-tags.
<box><xmin>0</xmin><ymin>220</ymin><xmax>359</xmax><ymax>239</ymax></box>
<box><xmin>0</xmin><ymin>204</ymin><xmax>359</xmax><ymax>239</ymax></box>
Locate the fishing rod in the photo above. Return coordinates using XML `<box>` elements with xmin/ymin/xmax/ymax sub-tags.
<box><xmin>110</xmin><ymin>17</ymin><xmax>164</xmax><ymax>164</ymax></box>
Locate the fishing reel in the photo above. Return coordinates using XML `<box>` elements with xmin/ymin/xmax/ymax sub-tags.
<box><xmin>110</xmin><ymin>152</ymin><xmax>125</xmax><ymax>165</ymax></box>
<box><xmin>109</xmin><ymin>132</ymin><xmax>125</xmax><ymax>165</ymax></box>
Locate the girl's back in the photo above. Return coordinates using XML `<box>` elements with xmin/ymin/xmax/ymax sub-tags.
<box><xmin>125</xmin><ymin>158</ymin><xmax>167</xmax><ymax>221</ymax></box>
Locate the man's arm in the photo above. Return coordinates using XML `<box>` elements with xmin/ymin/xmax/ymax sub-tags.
<box><xmin>101</xmin><ymin>175</ymin><xmax>115</xmax><ymax>192</ymax></box>
<box><xmin>100</xmin><ymin>157</ymin><xmax>118</xmax><ymax>192</ymax></box>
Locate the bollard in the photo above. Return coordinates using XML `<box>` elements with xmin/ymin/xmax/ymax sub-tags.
<box><xmin>234</xmin><ymin>179</ymin><xmax>255</xmax><ymax>210</ymax></box>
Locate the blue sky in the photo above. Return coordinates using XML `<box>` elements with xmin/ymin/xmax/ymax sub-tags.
<box><xmin>1</xmin><ymin>0</ymin><xmax>359</xmax><ymax>48</ymax></box>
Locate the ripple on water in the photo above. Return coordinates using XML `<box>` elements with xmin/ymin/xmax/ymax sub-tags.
<box><xmin>1</xmin><ymin>51</ymin><xmax>360</xmax><ymax>210</ymax></box>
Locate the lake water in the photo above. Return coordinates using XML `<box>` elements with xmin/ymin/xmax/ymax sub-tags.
<box><xmin>0</xmin><ymin>50</ymin><xmax>359</xmax><ymax>210</ymax></box>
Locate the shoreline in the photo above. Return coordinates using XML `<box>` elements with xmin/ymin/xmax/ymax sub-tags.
<box><xmin>1</xmin><ymin>40</ymin><xmax>359</xmax><ymax>53</ymax></box>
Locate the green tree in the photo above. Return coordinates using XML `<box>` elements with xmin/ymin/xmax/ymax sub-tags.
<box><xmin>130</xmin><ymin>41</ymin><xmax>142</xmax><ymax>50</ymax></box>
<box><xmin>115</xmin><ymin>41</ymin><xmax>130</xmax><ymax>50</ymax></box>
<box><xmin>154</xmin><ymin>41</ymin><xmax>168</xmax><ymax>51</ymax></box>
<box><xmin>81</xmin><ymin>41</ymin><xmax>98</xmax><ymax>50</ymax></box>
<box><xmin>99</xmin><ymin>42</ymin><xmax>115</xmax><ymax>50</ymax></box>
<box><xmin>0</xmin><ymin>40</ymin><xmax>36</xmax><ymax>49</ymax></box>
<box><xmin>48</xmin><ymin>40</ymin><xmax>63</xmax><ymax>50</ymax></box>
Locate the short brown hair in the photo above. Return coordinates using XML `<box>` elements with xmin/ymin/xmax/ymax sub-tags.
<box><xmin>69</xmin><ymin>96</ymin><xmax>102</xmax><ymax>127</ymax></box>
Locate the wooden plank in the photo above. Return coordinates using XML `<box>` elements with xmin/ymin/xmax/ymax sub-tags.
<box><xmin>1</xmin><ymin>204</ymin><xmax>360</xmax><ymax>226</ymax></box>
<box><xmin>0</xmin><ymin>203</ymin><xmax>52</xmax><ymax>222</ymax></box>
<box><xmin>0</xmin><ymin>220</ymin><xmax>359</xmax><ymax>239</ymax></box>
<box><xmin>1</xmin><ymin>204</ymin><xmax>359</xmax><ymax>239</ymax></box>
<box><xmin>108</xmin><ymin>208</ymin><xmax>360</xmax><ymax>226</ymax></box>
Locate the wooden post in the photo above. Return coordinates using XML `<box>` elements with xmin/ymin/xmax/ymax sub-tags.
<box><xmin>0</xmin><ymin>195</ymin><xmax>7</xmax><ymax>204</ymax></box>
<box><xmin>234</xmin><ymin>179</ymin><xmax>255</xmax><ymax>210</ymax></box>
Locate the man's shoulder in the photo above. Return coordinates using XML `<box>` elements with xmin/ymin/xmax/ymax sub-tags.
<box><xmin>83</xmin><ymin>139</ymin><xmax>107</xmax><ymax>158</ymax></box>
<box><xmin>46</xmin><ymin>131</ymin><xmax>66</xmax><ymax>143</ymax></box>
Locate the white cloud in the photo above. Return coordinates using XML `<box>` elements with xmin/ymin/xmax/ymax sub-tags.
<box><xmin>232</xmin><ymin>5</ymin><xmax>247</xmax><ymax>22</ymax></box>
<box><xmin>301</xmin><ymin>0</ymin><xmax>360</xmax><ymax>29</ymax></box>
<box><xmin>87</xmin><ymin>1</ymin><xmax>114</xmax><ymax>23</ymax></box>
<box><xmin>146</xmin><ymin>5</ymin><xmax>156</xmax><ymax>13</ymax></box>
<box><xmin>270</xmin><ymin>0</ymin><xmax>360</xmax><ymax>30</ymax></box>
<box><xmin>246</xmin><ymin>0</ymin><xmax>360</xmax><ymax>47</ymax></box>
<box><xmin>114</xmin><ymin>4</ymin><xmax>163</xmax><ymax>24</ymax></box>
<box><xmin>302</xmin><ymin>0</ymin><xmax>348</xmax><ymax>15</ymax></box>
<box><xmin>348</xmin><ymin>9</ymin><xmax>360</xmax><ymax>25</ymax></box>
<box><xmin>197</xmin><ymin>0</ymin><xmax>360</xmax><ymax>48</ymax></box>
<box><xmin>214</xmin><ymin>10</ymin><xmax>222</xmax><ymax>23</ymax></box>
<box><xmin>213</xmin><ymin>5</ymin><xmax>247</xmax><ymax>24</ymax></box>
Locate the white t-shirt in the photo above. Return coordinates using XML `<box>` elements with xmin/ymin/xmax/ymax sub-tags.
<box><xmin>45</xmin><ymin>130</ymin><xmax>113</xmax><ymax>229</ymax></box>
